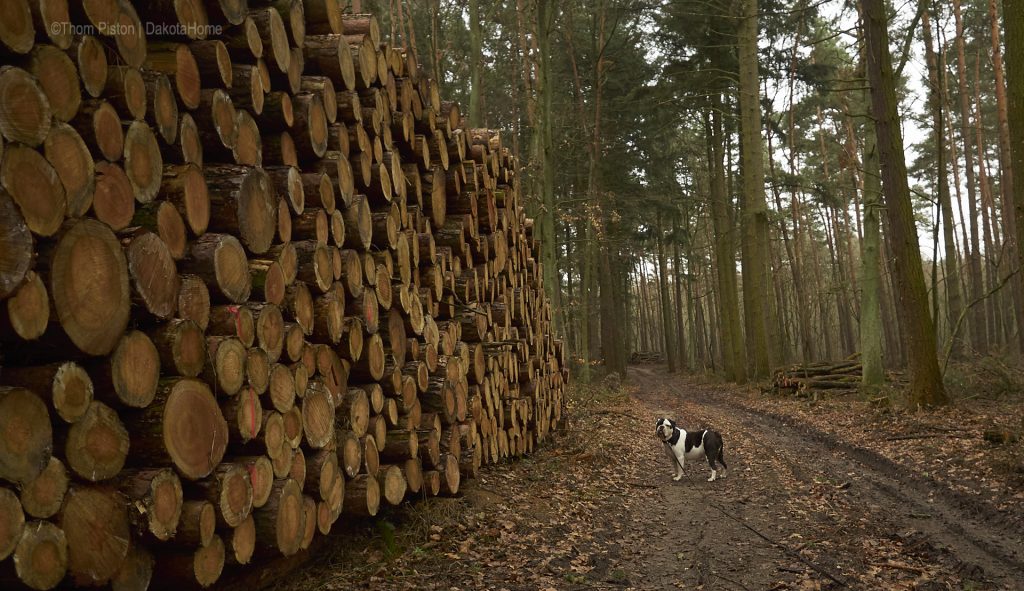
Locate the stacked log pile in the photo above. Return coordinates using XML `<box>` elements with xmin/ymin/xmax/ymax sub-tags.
<box><xmin>0</xmin><ymin>1</ymin><xmax>567</xmax><ymax>589</ymax></box>
<box><xmin>772</xmin><ymin>360</ymin><xmax>863</xmax><ymax>393</ymax></box>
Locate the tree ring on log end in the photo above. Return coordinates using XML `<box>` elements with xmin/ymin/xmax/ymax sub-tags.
<box><xmin>163</xmin><ymin>379</ymin><xmax>228</xmax><ymax>480</ymax></box>
<box><xmin>51</xmin><ymin>219</ymin><xmax>130</xmax><ymax>355</ymax></box>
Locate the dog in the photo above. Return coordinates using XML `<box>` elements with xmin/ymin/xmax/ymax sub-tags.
<box><xmin>655</xmin><ymin>417</ymin><xmax>728</xmax><ymax>482</ymax></box>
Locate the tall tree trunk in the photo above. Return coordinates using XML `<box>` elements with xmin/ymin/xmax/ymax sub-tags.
<box><xmin>467</xmin><ymin>0</ymin><xmax>482</xmax><ymax>127</ymax></box>
<box><xmin>862</xmin><ymin>0</ymin><xmax>947</xmax><ymax>406</ymax></box>
<box><xmin>429</xmin><ymin>0</ymin><xmax>441</xmax><ymax>90</ymax></box>
<box><xmin>736</xmin><ymin>0</ymin><xmax>775</xmax><ymax>378</ymax></box>
<box><xmin>975</xmin><ymin>56</ymin><xmax>1004</xmax><ymax>347</ymax></box>
<box><xmin>953</xmin><ymin>0</ymin><xmax>987</xmax><ymax>354</ymax></box>
<box><xmin>861</xmin><ymin>88</ymin><xmax>886</xmax><ymax>388</ymax></box>
<box><xmin>672</xmin><ymin>213</ymin><xmax>689</xmax><ymax>371</ymax></box>
<box><xmin>1006</xmin><ymin>0</ymin><xmax>1024</xmax><ymax>331</ymax></box>
<box><xmin>580</xmin><ymin>221</ymin><xmax>594</xmax><ymax>382</ymax></box>
<box><xmin>922</xmin><ymin>4</ymin><xmax>964</xmax><ymax>359</ymax></box>
<box><xmin>990</xmin><ymin>0</ymin><xmax>1024</xmax><ymax>354</ymax></box>
<box><xmin>706</xmin><ymin>103</ymin><xmax>746</xmax><ymax>383</ymax></box>
<box><xmin>656</xmin><ymin>211</ymin><xmax>677</xmax><ymax>372</ymax></box>
<box><xmin>535</xmin><ymin>0</ymin><xmax>561</xmax><ymax>337</ymax></box>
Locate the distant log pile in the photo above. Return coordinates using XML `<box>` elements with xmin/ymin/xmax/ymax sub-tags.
<box><xmin>0</xmin><ymin>1</ymin><xmax>566</xmax><ymax>589</ymax></box>
<box><xmin>772</xmin><ymin>360</ymin><xmax>863</xmax><ymax>393</ymax></box>
<box><xmin>629</xmin><ymin>351</ymin><xmax>663</xmax><ymax>364</ymax></box>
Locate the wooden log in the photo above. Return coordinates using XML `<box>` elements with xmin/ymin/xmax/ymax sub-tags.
<box><xmin>378</xmin><ymin>464</ymin><xmax>406</xmax><ymax>506</ymax></box>
<box><xmin>11</xmin><ymin>519</ymin><xmax>68</xmax><ymax>591</ymax></box>
<box><xmin>252</xmin><ymin>478</ymin><xmax>304</xmax><ymax>557</ymax></box>
<box><xmin>350</xmin><ymin>332</ymin><xmax>385</xmax><ymax>381</ymax></box>
<box><xmin>437</xmin><ymin>453</ymin><xmax>461</xmax><ymax>496</ymax></box>
<box><xmin>0</xmin><ymin>387</ymin><xmax>53</xmax><ymax>485</ymax></box>
<box><xmin>183</xmin><ymin>233</ymin><xmax>251</xmax><ymax>304</ymax></box>
<box><xmin>247</xmin><ymin>340</ymin><xmax>272</xmax><ymax>391</ymax></box>
<box><xmin>342</xmin><ymin>193</ymin><xmax>372</xmax><ymax>250</ymax></box>
<box><xmin>337</xmin><ymin>387</ymin><xmax>370</xmax><ymax>437</ymax></box>
<box><xmin>305</xmin><ymin>449</ymin><xmax>338</xmax><ymax>502</ymax></box>
<box><xmin>292</xmin><ymin>207</ymin><xmax>328</xmax><ymax>244</ymax></box>
<box><xmin>205</xmin><ymin>165</ymin><xmax>277</xmax><ymax>255</ymax></box>
<box><xmin>17</xmin><ymin>456</ymin><xmax>68</xmax><ymax>520</ymax></box>
<box><xmin>154</xmin><ymin>534</ymin><xmax>224</xmax><ymax>588</ymax></box>
<box><xmin>0</xmin><ymin>67</ymin><xmax>51</xmax><ymax>147</ymax></box>
<box><xmin>227</xmin><ymin>514</ymin><xmax>256</xmax><ymax>566</ymax></box>
<box><xmin>209</xmin><ymin>304</ymin><xmax>255</xmax><ymax>346</ymax></box>
<box><xmin>0</xmin><ymin>191</ymin><xmax>32</xmax><ymax>301</ymax></box>
<box><xmin>110</xmin><ymin>542</ymin><xmax>153</xmax><ymax>591</ymax></box>
<box><xmin>89</xmin><ymin>161</ymin><xmax>135</xmax><ymax>231</ymax></box>
<box><xmin>190</xmin><ymin>39</ymin><xmax>232</xmax><ymax>85</ymax></box>
<box><xmin>238</xmin><ymin>455</ymin><xmax>275</xmax><ymax>509</ymax></box>
<box><xmin>62</xmin><ymin>400</ymin><xmax>129</xmax><ymax>482</ymax></box>
<box><xmin>0</xmin><ymin>362</ymin><xmax>92</xmax><ymax>425</ymax></box>
<box><xmin>42</xmin><ymin>122</ymin><xmax>94</xmax><ymax>218</ymax></box>
<box><xmin>303</xmin><ymin>34</ymin><xmax>355</xmax><ymax>91</ymax></box>
<box><xmin>379</xmin><ymin>429</ymin><xmax>417</xmax><ymax>463</ymax></box>
<box><xmin>2</xmin><ymin>143</ymin><xmax>66</xmax><ymax>238</ymax></box>
<box><xmin>119</xmin><ymin>468</ymin><xmax>182</xmax><ymax>542</ymax></box>
<box><xmin>360</xmin><ymin>432</ymin><xmax>380</xmax><ymax>477</ymax></box>
<box><xmin>342</xmin><ymin>474</ymin><xmax>379</xmax><ymax>516</ymax></box>
<box><xmin>204</xmin><ymin>336</ymin><xmax>247</xmax><ymax>396</ymax></box>
<box><xmin>177</xmin><ymin>275</ymin><xmax>211</xmax><ymax>331</ymax></box>
<box><xmin>122</xmin><ymin>120</ymin><xmax>163</xmax><ymax>204</ymax></box>
<box><xmin>191</xmin><ymin>463</ymin><xmax>253</xmax><ymax>528</ymax></box>
<box><xmin>222</xmin><ymin>386</ymin><xmax>263</xmax><ymax>444</ymax></box>
<box><xmin>292</xmin><ymin>92</ymin><xmax>329</xmax><ymax>160</ymax></box>
<box><xmin>301</xmin><ymin>380</ymin><xmax>335</xmax><ymax>449</ymax></box>
<box><xmin>292</xmin><ymin>240</ymin><xmax>334</xmax><ymax>293</ymax></box>
<box><xmin>125</xmin><ymin>231</ymin><xmax>179</xmax><ymax>319</ymax></box>
<box><xmin>59</xmin><ymin>485</ymin><xmax>130</xmax><ymax>586</ymax></box>
<box><xmin>129</xmin><ymin>378</ymin><xmax>228</xmax><ymax>480</ymax></box>
<box><xmin>0</xmin><ymin>488</ymin><xmax>24</xmax><ymax>561</ymax></box>
<box><xmin>250</xmin><ymin>6</ymin><xmax>289</xmax><ymax>74</ymax></box>
<box><xmin>175</xmin><ymin>500</ymin><xmax>216</xmax><ymax>548</ymax></box>
<box><xmin>282</xmin><ymin>404</ymin><xmax>303</xmax><ymax>450</ymax></box>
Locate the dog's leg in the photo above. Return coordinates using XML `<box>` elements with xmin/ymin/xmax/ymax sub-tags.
<box><xmin>672</xmin><ymin>456</ymin><xmax>684</xmax><ymax>481</ymax></box>
<box><xmin>705</xmin><ymin>453</ymin><xmax>718</xmax><ymax>482</ymax></box>
<box><xmin>718</xmin><ymin>447</ymin><xmax>727</xmax><ymax>478</ymax></box>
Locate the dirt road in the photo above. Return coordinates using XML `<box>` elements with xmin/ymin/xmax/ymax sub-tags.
<box><xmin>285</xmin><ymin>367</ymin><xmax>1024</xmax><ymax>590</ymax></box>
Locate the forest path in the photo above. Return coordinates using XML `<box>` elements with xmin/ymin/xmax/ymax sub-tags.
<box><xmin>626</xmin><ymin>365</ymin><xmax>1023</xmax><ymax>590</ymax></box>
<box><xmin>283</xmin><ymin>367</ymin><xmax>1023</xmax><ymax>590</ymax></box>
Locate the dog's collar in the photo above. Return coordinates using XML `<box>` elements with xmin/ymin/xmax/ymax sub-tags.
<box><xmin>665</xmin><ymin>428</ymin><xmax>681</xmax><ymax>446</ymax></box>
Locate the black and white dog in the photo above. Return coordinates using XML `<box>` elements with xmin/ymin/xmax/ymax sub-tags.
<box><xmin>655</xmin><ymin>417</ymin><xmax>728</xmax><ymax>482</ymax></box>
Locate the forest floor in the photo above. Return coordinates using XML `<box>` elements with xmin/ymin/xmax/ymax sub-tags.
<box><xmin>276</xmin><ymin>365</ymin><xmax>1024</xmax><ymax>591</ymax></box>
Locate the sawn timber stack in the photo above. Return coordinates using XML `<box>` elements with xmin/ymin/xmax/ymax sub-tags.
<box><xmin>0</xmin><ymin>1</ymin><xmax>567</xmax><ymax>589</ymax></box>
